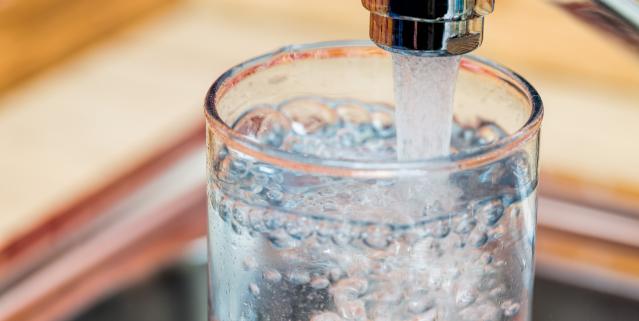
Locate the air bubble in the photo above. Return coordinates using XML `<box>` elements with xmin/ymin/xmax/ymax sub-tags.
<box><xmin>266</xmin><ymin>229</ymin><xmax>296</xmax><ymax>249</ymax></box>
<box><xmin>253</xmin><ymin>172</ymin><xmax>269</xmax><ymax>185</ymax></box>
<box><xmin>263</xmin><ymin>269</ymin><xmax>282</xmax><ymax>283</ymax></box>
<box><xmin>283</xmin><ymin>199</ymin><xmax>301</xmax><ymax>210</ymax></box>
<box><xmin>488</xmin><ymin>225</ymin><xmax>506</xmax><ymax>240</ymax></box>
<box><xmin>248</xmin><ymin>283</ymin><xmax>260</xmax><ymax>296</ymax></box>
<box><xmin>248</xmin><ymin>209</ymin><xmax>266</xmax><ymax>232</ymax></box>
<box><xmin>407</xmin><ymin>292</ymin><xmax>435</xmax><ymax>314</ymax></box>
<box><xmin>469</xmin><ymin>230</ymin><xmax>488</xmax><ymax>248</ymax></box>
<box><xmin>338</xmin><ymin>131</ymin><xmax>356</xmax><ymax>147</ymax></box>
<box><xmin>242</xmin><ymin>257</ymin><xmax>257</xmax><ymax>271</ymax></box>
<box><xmin>370</xmin><ymin>260</ymin><xmax>391</xmax><ymax>275</ymax></box>
<box><xmin>480</xmin><ymin>253</ymin><xmax>494</xmax><ymax>264</ymax></box>
<box><xmin>501</xmin><ymin>300</ymin><xmax>521</xmax><ymax>317</ymax></box>
<box><xmin>479</xmin><ymin>271</ymin><xmax>499</xmax><ymax>291</ymax></box>
<box><xmin>476</xmin><ymin>198</ymin><xmax>505</xmax><ymax>226</ymax></box>
<box><xmin>371</xmin><ymin>111</ymin><xmax>395</xmax><ymax>138</ymax></box>
<box><xmin>336</xmin><ymin>278</ymin><xmax>369</xmax><ymax>296</ymax></box>
<box><xmin>263</xmin><ymin>212</ymin><xmax>283</xmax><ymax>230</ymax></box>
<box><xmin>256</xmin><ymin>164</ymin><xmax>279</xmax><ymax>175</ymax></box>
<box><xmin>368</xmin><ymin>282</ymin><xmax>401</xmax><ymax>304</ymax></box>
<box><xmin>455</xmin><ymin>288</ymin><xmax>477</xmax><ymax>307</ymax></box>
<box><xmin>280</xmin><ymin>250</ymin><xmax>305</xmax><ymax>265</ymax></box>
<box><xmin>489</xmin><ymin>286</ymin><xmax>506</xmax><ymax>298</ymax></box>
<box><xmin>510</xmin><ymin>154</ymin><xmax>532</xmax><ymax>183</ymax></box>
<box><xmin>477</xmin><ymin>123</ymin><xmax>507</xmax><ymax>144</ymax></box>
<box><xmin>432</xmin><ymin>220</ymin><xmax>451</xmax><ymax>239</ymax></box>
<box><xmin>337</xmin><ymin>103</ymin><xmax>372</xmax><ymax>124</ymax></box>
<box><xmin>478</xmin><ymin>162</ymin><xmax>506</xmax><ymax>185</ymax></box>
<box><xmin>265</xmin><ymin>189</ymin><xmax>284</xmax><ymax>204</ymax></box>
<box><xmin>218</xmin><ymin>201</ymin><xmax>234</xmax><ymax>223</ymax></box>
<box><xmin>410</xmin><ymin>308</ymin><xmax>438</xmax><ymax>321</ymax></box>
<box><xmin>285</xmin><ymin>218</ymin><xmax>314</xmax><ymax>240</ymax></box>
<box><xmin>229</xmin><ymin>159</ymin><xmax>249</xmax><ymax>178</ymax></box>
<box><xmin>337</xmin><ymin>299</ymin><xmax>367</xmax><ymax>321</ymax></box>
<box><xmin>280</xmin><ymin>99</ymin><xmax>338</xmax><ymax>135</ymax></box>
<box><xmin>231</xmin><ymin>221</ymin><xmax>243</xmax><ymax>235</ymax></box>
<box><xmin>215</xmin><ymin>145</ymin><xmax>228</xmax><ymax>160</ymax></box>
<box><xmin>232</xmin><ymin>208</ymin><xmax>247</xmax><ymax>226</ymax></box>
<box><xmin>288</xmin><ymin>270</ymin><xmax>311</xmax><ymax>285</ymax></box>
<box><xmin>329</xmin><ymin>267</ymin><xmax>345</xmax><ymax>282</ymax></box>
<box><xmin>332</xmin><ymin>283</ymin><xmax>359</xmax><ymax>305</ymax></box>
<box><xmin>461</xmin><ymin>128</ymin><xmax>475</xmax><ymax>143</ymax></box>
<box><xmin>354</xmin><ymin>124</ymin><xmax>376</xmax><ymax>142</ymax></box>
<box><xmin>322</xmin><ymin>201</ymin><xmax>338</xmax><ymax>212</ymax></box>
<box><xmin>363</xmin><ymin>226</ymin><xmax>391</xmax><ymax>249</ymax></box>
<box><xmin>331</xmin><ymin>229</ymin><xmax>353</xmax><ymax>246</ymax></box>
<box><xmin>248</xmin><ymin>184</ymin><xmax>264</xmax><ymax>195</ymax></box>
<box><xmin>233</xmin><ymin>106</ymin><xmax>291</xmax><ymax>147</ymax></box>
<box><xmin>454</xmin><ymin>216</ymin><xmax>477</xmax><ymax>235</ymax></box>
<box><xmin>310</xmin><ymin>276</ymin><xmax>330</xmax><ymax>289</ymax></box>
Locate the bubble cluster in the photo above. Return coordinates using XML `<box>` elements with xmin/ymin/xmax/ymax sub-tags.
<box><xmin>208</xmin><ymin>97</ymin><xmax>536</xmax><ymax>321</ymax></box>
<box><xmin>232</xmin><ymin>97</ymin><xmax>397</xmax><ymax>161</ymax></box>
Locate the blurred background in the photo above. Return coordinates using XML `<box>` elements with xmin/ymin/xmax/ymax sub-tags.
<box><xmin>0</xmin><ymin>0</ymin><xmax>638</xmax><ymax>320</ymax></box>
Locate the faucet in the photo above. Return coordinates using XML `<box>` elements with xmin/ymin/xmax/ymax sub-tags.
<box><xmin>360</xmin><ymin>0</ymin><xmax>495</xmax><ymax>56</ymax></box>
<box><xmin>361</xmin><ymin>0</ymin><xmax>639</xmax><ymax>56</ymax></box>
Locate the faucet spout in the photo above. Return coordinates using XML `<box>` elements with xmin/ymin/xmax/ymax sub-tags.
<box><xmin>361</xmin><ymin>0</ymin><xmax>495</xmax><ymax>56</ymax></box>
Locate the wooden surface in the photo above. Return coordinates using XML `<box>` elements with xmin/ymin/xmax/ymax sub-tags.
<box><xmin>0</xmin><ymin>0</ymin><xmax>638</xmax><ymax>254</ymax></box>
<box><xmin>537</xmin><ymin>226</ymin><xmax>639</xmax><ymax>299</ymax></box>
<box><xmin>0</xmin><ymin>0</ymin><xmax>177</xmax><ymax>93</ymax></box>
<box><xmin>0</xmin><ymin>125</ymin><xmax>205</xmax><ymax>321</ymax></box>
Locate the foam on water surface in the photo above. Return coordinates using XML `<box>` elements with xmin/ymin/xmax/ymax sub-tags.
<box><xmin>392</xmin><ymin>54</ymin><xmax>461</xmax><ymax>160</ymax></box>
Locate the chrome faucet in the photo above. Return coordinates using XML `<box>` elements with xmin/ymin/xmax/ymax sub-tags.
<box><xmin>361</xmin><ymin>0</ymin><xmax>495</xmax><ymax>56</ymax></box>
<box><xmin>361</xmin><ymin>0</ymin><xmax>639</xmax><ymax>56</ymax></box>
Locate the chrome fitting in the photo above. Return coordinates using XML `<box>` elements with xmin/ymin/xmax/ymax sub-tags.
<box><xmin>362</xmin><ymin>0</ymin><xmax>495</xmax><ymax>56</ymax></box>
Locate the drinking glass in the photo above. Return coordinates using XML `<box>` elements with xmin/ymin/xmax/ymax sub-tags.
<box><xmin>205</xmin><ymin>40</ymin><xmax>543</xmax><ymax>321</ymax></box>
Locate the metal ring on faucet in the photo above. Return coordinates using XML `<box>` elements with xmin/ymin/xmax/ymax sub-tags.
<box><xmin>362</xmin><ymin>0</ymin><xmax>495</xmax><ymax>21</ymax></box>
<box><xmin>369</xmin><ymin>13</ymin><xmax>484</xmax><ymax>56</ymax></box>
<box><xmin>362</xmin><ymin>0</ymin><xmax>493</xmax><ymax>55</ymax></box>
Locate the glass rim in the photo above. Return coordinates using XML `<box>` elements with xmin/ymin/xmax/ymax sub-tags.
<box><xmin>205</xmin><ymin>40</ymin><xmax>543</xmax><ymax>177</ymax></box>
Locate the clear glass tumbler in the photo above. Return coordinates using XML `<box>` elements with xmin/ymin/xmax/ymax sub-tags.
<box><xmin>205</xmin><ymin>41</ymin><xmax>543</xmax><ymax>321</ymax></box>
